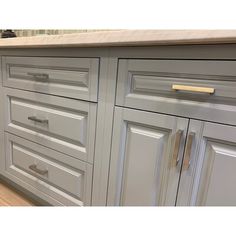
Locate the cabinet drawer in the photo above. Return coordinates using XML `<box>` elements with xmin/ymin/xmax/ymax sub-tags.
<box><xmin>116</xmin><ymin>59</ymin><xmax>236</xmax><ymax>125</ymax></box>
<box><xmin>5</xmin><ymin>133</ymin><xmax>93</xmax><ymax>206</ymax></box>
<box><xmin>2</xmin><ymin>56</ymin><xmax>99</xmax><ymax>101</ymax></box>
<box><xmin>4</xmin><ymin>88</ymin><xmax>97</xmax><ymax>163</ymax></box>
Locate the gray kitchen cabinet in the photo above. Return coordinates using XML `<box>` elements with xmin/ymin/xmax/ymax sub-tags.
<box><xmin>108</xmin><ymin>110</ymin><xmax>236</xmax><ymax>206</ymax></box>
<box><xmin>177</xmin><ymin>121</ymin><xmax>236</xmax><ymax>206</ymax></box>
<box><xmin>111</xmin><ymin>56</ymin><xmax>236</xmax><ymax>206</ymax></box>
<box><xmin>107</xmin><ymin>107</ymin><xmax>189</xmax><ymax>206</ymax></box>
<box><xmin>1</xmin><ymin>41</ymin><xmax>236</xmax><ymax>206</ymax></box>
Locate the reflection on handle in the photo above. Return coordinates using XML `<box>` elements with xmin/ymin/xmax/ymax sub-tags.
<box><xmin>173</xmin><ymin>130</ymin><xmax>183</xmax><ymax>166</ymax></box>
<box><xmin>183</xmin><ymin>132</ymin><xmax>195</xmax><ymax>170</ymax></box>
<box><xmin>172</xmin><ymin>84</ymin><xmax>215</xmax><ymax>94</ymax></box>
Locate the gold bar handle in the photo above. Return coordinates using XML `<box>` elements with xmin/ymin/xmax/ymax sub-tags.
<box><xmin>183</xmin><ymin>132</ymin><xmax>195</xmax><ymax>170</ymax></box>
<box><xmin>172</xmin><ymin>84</ymin><xmax>215</xmax><ymax>94</ymax></box>
<box><xmin>29</xmin><ymin>164</ymin><xmax>48</xmax><ymax>176</ymax></box>
<box><xmin>173</xmin><ymin>130</ymin><xmax>183</xmax><ymax>166</ymax></box>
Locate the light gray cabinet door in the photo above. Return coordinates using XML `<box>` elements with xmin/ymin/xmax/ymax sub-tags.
<box><xmin>107</xmin><ymin>107</ymin><xmax>189</xmax><ymax>206</ymax></box>
<box><xmin>177</xmin><ymin>120</ymin><xmax>236</xmax><ymax>206</ymax></box>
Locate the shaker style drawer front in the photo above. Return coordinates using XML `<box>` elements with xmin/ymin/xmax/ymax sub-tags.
<box><xmin>5</xmin><ymin>133</ymin><xmax>93</xmax><ymax>206</ymax></box>
<box><xmin>2</xmin><ymin>56</ymin><xmax>99</xmax><ymax>101</ymax></box>
<box><xmin>4</xmin><ymin>88</ymin><xmax>97</xmax><ymax>163</ymax></box>
<box><xmin>116</xmin><ymin>59</ymin><xmax>236</xmax><ymax>125</ymax></box>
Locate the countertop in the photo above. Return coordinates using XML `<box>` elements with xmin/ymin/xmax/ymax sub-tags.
<box><xmin>1</xmin><ymin>30</ymin><xmax>236</xmax><ymax>48</ymax></box>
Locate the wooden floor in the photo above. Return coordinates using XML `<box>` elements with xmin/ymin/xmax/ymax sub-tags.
<box><xmin>0</xmin><ymin>181</ymin><xmax>37</xmax><ymax>206</ymax></box>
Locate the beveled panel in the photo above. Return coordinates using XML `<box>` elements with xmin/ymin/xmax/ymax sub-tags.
<box><xmin>2</xmin><ymin>56</ymin><xmax>99</xmax><ymax>101</ymax></box>
<box><xmin>5</xmin><ymin>88</ymin><xmax>97</xmax><ymax>163</ymax></box>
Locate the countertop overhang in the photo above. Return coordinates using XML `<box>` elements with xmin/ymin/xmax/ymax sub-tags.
<box><xmin>1</xmin><ymin>30</ymin><xmax>236</xmax><ymax>48</ymax></box>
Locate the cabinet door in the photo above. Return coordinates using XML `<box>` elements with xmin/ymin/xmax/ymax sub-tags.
<box><xmin>107</xmin><ymin>107</ymin><xmax>189</xmax><ymax>206</ymax></box>
<box><xmin>177</xmin><ymin>120</ymin><xmax>236</xmax><ymax>206</ymax></box>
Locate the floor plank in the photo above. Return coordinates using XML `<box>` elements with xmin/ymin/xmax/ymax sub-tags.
<box><xmin>0</xmin><ymin>197</ymin><xmax>10</xmax><ymax>206</ymax></box>
<box><xmin>0</xmin><ymin>181</ymin><xmax>37</xmax><ymax>206</ymax></box>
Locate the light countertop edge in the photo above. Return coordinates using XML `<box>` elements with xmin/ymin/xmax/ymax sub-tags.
<box><xmin>1</xmin><ymin>30</ymin><xmax>236</xmax><ymax>48</ymax></box>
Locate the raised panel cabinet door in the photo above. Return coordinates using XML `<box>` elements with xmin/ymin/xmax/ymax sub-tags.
<box><xmin>107</xmin><ymin>107</ymin><xmax>189</xmax><ymax>206</ymax></box>
<box><xmin>177</xmin><ymin>120</ymin><xmax>236</xmax><ymax>206</ymax></box>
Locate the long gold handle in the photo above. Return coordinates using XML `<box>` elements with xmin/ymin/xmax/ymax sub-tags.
<box><xmin>183</xmin><ymin>132</ymin><xmax>195</xmax><ymax>170</ymax></box>
<box><xmin>29</xmin><ymin>164</ymin><xmax>48</xmax><ymax>176</ymax></box>
<box><xmin>172</xmin><ymin>84</ymin><xmax>215</xmax><ymax>94</ymax></box>
<box><xmin>173</xmin><ymin>130</ymin><xmax>183</xmax><ymax>166</ymax></box>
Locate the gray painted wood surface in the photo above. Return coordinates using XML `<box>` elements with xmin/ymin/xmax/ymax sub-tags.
<box><xmin>92</xmin><ymin>57</ymin><xmax>118</xmax><ymax>205</ymax></box>
<box><xmin>5</xmin><ymin>133</ymin><xmax>93</xmax><ymax>206</ymax></box>
<box><xmin>4</xmin><ymin>88</ymin><xmax>97</xmax><ymax>164</ymax></box>
<box><xmin>0</xmin><ymin>45</ymin><xmax>236</xmax><ymax>206</ymax></box>
<box><xmin>177</xmin><ymin>121</ymin><xmax>236</xmax><ymax>206</ymax></box>
<box><xmin>116</xmin><ymin>59</ymin><xmax>236</xmax><ymax>126</ymax></box>
<box><xmin>2</xmin><ymin>56</ymin><xmax>99</xmax><ymax>101</ymax></box>
<box><xmin>107</xmin><ymin>107</ymin><xmax>188</xmax><ymax>206</ymax></box>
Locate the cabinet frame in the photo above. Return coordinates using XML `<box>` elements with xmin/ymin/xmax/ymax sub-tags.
<box><xmin>1</xmin><ymin>44</ymin><xmax>236</xmax><ymax>205</ymax></box>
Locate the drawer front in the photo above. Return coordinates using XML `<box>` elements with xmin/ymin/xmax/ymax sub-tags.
<box><xmin>5</xmin><ymin>88</ymin><xmax>97</xmax><ymax>163</ymax></box>
<box><xmin>5</xmin><ymin>133</ymin><xmax>93</xmax><ymax>206</ymax></box>
<box><xmin>116</xmin><ymin>59</ymin><xmax>236</xmax><ymax>125</ymax></box>
<box><xmin>2</xmin><ymin>56</ymin><xmax>99</xmax><ymax>101</ymax></box>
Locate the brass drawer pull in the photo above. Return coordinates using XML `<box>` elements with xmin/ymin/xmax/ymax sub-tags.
<box><xmin>172</xmin><ymin>84</ymin><xmax>215</xmax><ymax>94</ymax></box>
<box><xmin>27</xmin><ymin>72</ymin><xmax>49</xmax><ymax>80</ymax></box>
<box><xmin>183</xmin><ymin>132</ymin><xmax>195</xmax><ymax>170</ymax></box>
<box><xmin>29</xmin><ymin>164</ymin><xmax>48</xmax><ymax>176</ymax></box>
<box><xmin>173</xmin><ymin>130</ymin><xmax>183</xmax><ymax>166</ymax></box>
<box><xmin>28</xmin><ymin>116</ymin><xmax>49</xmax><ymax>124</ymax></box>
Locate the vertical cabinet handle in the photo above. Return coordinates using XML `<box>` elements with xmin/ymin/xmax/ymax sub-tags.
<box><xmin>183</xmin><ymin>132</ymin><xmax>195</xmax><ymax>170</ymax></box>
<box><xmin>173</xmin><ymin>130</ymin><xmax>183</xmax><ymax>166</ymax></box>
